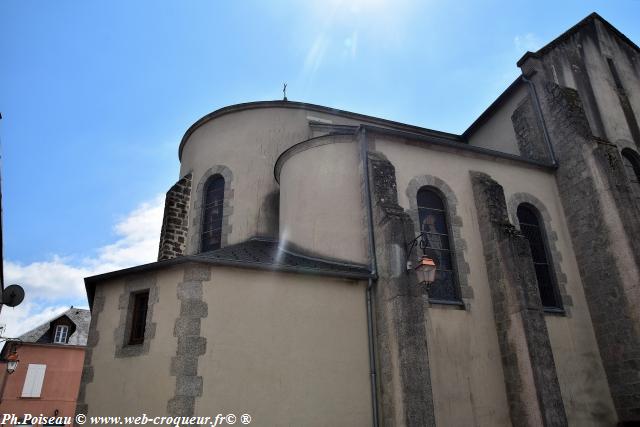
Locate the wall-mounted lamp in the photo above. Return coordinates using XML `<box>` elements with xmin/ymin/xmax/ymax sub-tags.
<box><xmin>406</xmin><ymin>232</ymin><xmax>437</xmax><ymax>286</ymax></box>
<box><xmin>5</xmin><ymin>351</ymin><xmax>18</xmax><ymax>374</ymax></box>
<box><xmin>1</xmin><ymin>338</ymin><xmax>21</xmax><ymax>374</ymax></box>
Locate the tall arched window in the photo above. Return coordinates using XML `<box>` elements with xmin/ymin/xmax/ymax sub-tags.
<box><xmin>517</xmin><ymin>204</ymin><xmax>562</xmax><ymax>309</ymax></box>
<box><xmin>417</xmin><ymin>187</ymin><xmax>459</xmax><ymax>302</ymax></box>
<box><xmin>201</xmin><ymin>175</ymin><xmax>225</xmax><ymax>252</ymax></box>
<box><xmin>622</xmin><ymin>148</ymin><xmax>640</xmax><ymax>204</ymax></box>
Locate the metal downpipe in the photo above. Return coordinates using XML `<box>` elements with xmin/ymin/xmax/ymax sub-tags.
<box><xmin>360</xmin><ymin>126</ymin><xmax>379</xmax><ymax>427</ymax></box>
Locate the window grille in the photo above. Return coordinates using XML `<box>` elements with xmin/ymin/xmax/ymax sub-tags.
<box><xmin>201</xmin><ymin>175</ymin><xmax>225</xmax><ymax>252</ymax></box>
<box><xmin>417</xmin><ymin>187</ymin><xmax>460</xmax><ymax>301</ymax></box>
<box><xmin>517</xmin><ymin>204</ymin><xmax>562</xmax><ymax>309</ymax></box>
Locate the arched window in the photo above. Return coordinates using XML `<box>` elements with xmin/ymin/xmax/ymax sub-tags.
<box><xmin>517</xmin><ymin>204</ymin><xmax>562</xmax><ymax>309</ymax></box>
<box><xmin>201</xmin><ymin>175</ymin><xmax>225</xmax><ymax>252</ymax></box>
<box><xmin>417</xmin><ymin>187</ymin><xmax>459</xmax><ymax>302</ymax></box>
<box><xmin>622</xmin><ymin>148</ymin><xmax>640</xmax><ymax>204</ymax></box>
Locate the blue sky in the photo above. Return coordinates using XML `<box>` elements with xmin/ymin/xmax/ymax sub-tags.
<box><xmin>1</xmin><ymin>0</ymin><xmax>639</xmax><ymax>335</ymax></box>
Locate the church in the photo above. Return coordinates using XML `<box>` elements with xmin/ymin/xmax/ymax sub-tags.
<box><xmin>77</xmin><ymin>13</ymin><xmax>640</xmax><ymax>426</ymax></box>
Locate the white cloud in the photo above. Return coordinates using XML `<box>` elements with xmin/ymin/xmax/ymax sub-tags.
<box><xmin>514</xmin><ymin>33</ymin><xmax>542</xmax><ymax>52</ymax></box>
<box><xmin>0</xmin><ymin>302</ymin><xmax>70</xmax><ymax>338</ymax></box>
<box><xmin>4</xmin><ymin>257</ymin><xmax>91</xmax><ymax>302</ymax></box>
<box><xmin>1</xmin><ymin>195</ymin><xmax>165</xmax><ymax>340</ymax></box>
<box><xmin>87</xmin><ymin>196</ymin><xmax>165</xmax><ymax>272</ymax></box>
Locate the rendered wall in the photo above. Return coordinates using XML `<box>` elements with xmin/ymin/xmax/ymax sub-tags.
<box><xmin>374</xmin><ymin>135</ymin><xmax>617</xmax><ymax>426</ymax></box>
<box><xmin>196</xmin><ymin>268</ymin><xmax>371</xmax><ymax>426</ymax></box>
<box><xmin>82</xmin><ymin>269</ymin><xmax>181</xmax><ymax>417</ymax></box>
<box><xmin>179</xmin><ymin>106</ymin><xmax>368</xmax><ymax>254</ymax></box>
<box><xmin>466</xmin><ymin>83</ymin><xmax>529</xmax><ymax>156</ymax></box>
<box><xmin>83</xmin><ymin>265</ymin><xmax>372</xmax><ymax>426</ymax></box>
<box><xmin>278</xmin><ymin>134</ymin><xmax>367</xmax><ymax>263</ymax></box>
<box><xmin>0</xmin><ymin>344</ymin><xmax>85</xmax><ymax>423</ymax></box>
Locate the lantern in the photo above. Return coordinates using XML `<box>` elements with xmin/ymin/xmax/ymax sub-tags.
<box><xmin>414</xmin><ymin>255</ymin><xmax>437</xmax><ymax>286</ymax></box>
<box><xmin>6</xmin><ymin>351</ymin><xmax>19</xmax><ymax>374</ymax></box>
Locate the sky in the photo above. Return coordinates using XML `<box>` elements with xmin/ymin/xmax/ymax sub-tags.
<box><xmin>0</xmin><ymin>0</ymin><xmax>639</xmax><ymax>337</ymax></box>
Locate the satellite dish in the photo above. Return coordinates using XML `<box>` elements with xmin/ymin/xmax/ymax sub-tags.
<box><xmin>2</xmin><ymin>284</ymin><xmax>25</xmax><ymax>307</ymax></box>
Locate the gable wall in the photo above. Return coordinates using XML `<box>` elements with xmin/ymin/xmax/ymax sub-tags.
<box><xmin>466</xmin><ymin>83</ymin><xmax>529</xmax><ymax>156</ymax></box>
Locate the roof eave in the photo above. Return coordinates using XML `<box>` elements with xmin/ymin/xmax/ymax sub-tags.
<box><xmin>178</xmin><ymin>100</ymin><xmax>463</xmax><ymax>161</ymax></box>
<box><xmin>362</xmin><ymin>124</ymin><xmax>557</xmax><ymax>170</ymax></box>
<box><xmin>84</xmin><ymin>253</ymin><xmax>373</xmax><ymax>310</ymax></box>
<box><xmin>462</xmin><ymin>76</ymin><xmax>524</xmax><ymax>139</ymax></box>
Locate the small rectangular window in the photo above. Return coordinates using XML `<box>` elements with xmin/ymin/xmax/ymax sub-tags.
<box><xmin>21</xmin><ymin>364</ymin><xmax>46</xmax><ymax>398</ymax></box>
<box><xmin>129</xmin><ymin>291</ymin><xmax>149</xmax><ymax>345</ymax></box>
<box><xmin>53</xmin><ymin>325</ymin><xmax>68</xmax><ymax>344</ymax></box>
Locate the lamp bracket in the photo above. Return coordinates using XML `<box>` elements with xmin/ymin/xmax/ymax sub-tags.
<box><xmin>406</xmin><ymin>231</ymin><xmax>431</xmax><ymax>270</ymax></box>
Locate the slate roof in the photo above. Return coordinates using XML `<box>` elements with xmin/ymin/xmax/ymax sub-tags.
<box><xmin>18</xmin><ymin>307</ymin><xmax>91</xmax><ymax>346</ymax></box>
<box><xmin>84</xmin><ymin>237</ymin><xmax>373</xmax><ymax>309</ymax></box>
<box><xmin>195</xmin><ymin>237</ymin><xmax>371</xmax><ymax>277</ymax></box>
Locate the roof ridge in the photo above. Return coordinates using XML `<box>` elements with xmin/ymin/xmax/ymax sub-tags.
<box><xmin>517</xmin><ymin>12</ymin><xmax>639</xmax><ymax>67</ymax></box>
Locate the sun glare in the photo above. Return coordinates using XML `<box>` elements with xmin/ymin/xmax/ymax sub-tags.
<box><xmin>328</xmin><ymin>0</ymin><xmax>390</xmax><ymax>13</ymax></box>
<box><xmin>298</xmin><ymin>0</ymin><xmax>414</xmax><ymax>88</ymax></box>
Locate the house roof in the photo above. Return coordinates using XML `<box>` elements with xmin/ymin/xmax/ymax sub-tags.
<box><xmin>195</xmin><ymin>238</ymin><xmax>372</xmax><ymax>277</ymax></box>
<box><xmin>18</xmin><ymin>307</ymin><xmax>91</xmax><ymax>346</ymax></box>
<box><xmin>85</xmin><ymin>237</ymin><xmax>373</xmax><ymax>309</ymax></box>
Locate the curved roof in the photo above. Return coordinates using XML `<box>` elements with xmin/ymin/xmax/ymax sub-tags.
<box><xmin>178</xmin><ymin>100</ymin><xmax>461</xmax><ymax>160</ymax></box>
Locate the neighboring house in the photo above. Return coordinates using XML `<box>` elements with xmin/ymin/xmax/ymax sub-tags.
<box><xmin>78</xmin><ymin>13</ymin><xmax>640</xmax><ymax>426</ymax></box>
<box><xmin>0</xmin><ymin>308</ymin><xmax>89</xmax><ymax>426</ymax></box>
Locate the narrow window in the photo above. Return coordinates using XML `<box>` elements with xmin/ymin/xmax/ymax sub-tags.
<box><xmin>129</xmin><ymin>291</ymin><xmax>149</xmax><ymax>345</ymax></box>
<box><xmin>21</xmin><ymin>364</ymin><xmax>46</xmax><ymax>398</ymax></box>
<box><xmin>517</xmin><ymin>204</ymin><xmax>562</xmax><ymax>309</ymax></box>
<box><xmin>622</xmin><ymin>148</ymin><xmax>640</xmax><ymax>204</ymax></box>
<box><xmin>417</xmin><ymin>187</ymin><xmax>460</xmax><ymax>302</ymax></box>
<box><xmin>53</xmin><ymin>325</ymin><xmax>68</xmax><ymax>344</ymax></box>
<box><xmin>201</xmin><ymin>175</ymin><xmax>225</xmax><ymax>252</ymax></box>
<box><xmin>607</xmin><ymin>58</ymin><xmax>626</xmax><ymax>93</ymax></box>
